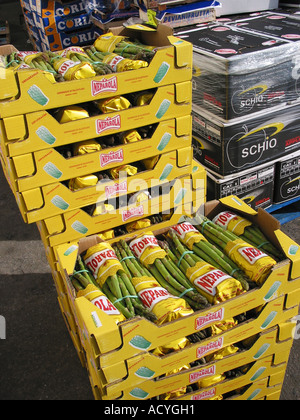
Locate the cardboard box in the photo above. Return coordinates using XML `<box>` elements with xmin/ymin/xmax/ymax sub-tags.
<box><xmin>1</xmin><ymin>110</ymin><xmax>191</xmax><ymax>158</ymax></box>
<box><xmin>38</xmin><ymin>174</ymin><xmax>204</xmax><ymax>247</ymax></box>
<box><xmin>175</xmin><ymin>23</ymin><xmax>300</xmax><ymax>120</ymax></box>
<box><xmin>53</xmin><ymin>196</ymin><xmax>300</xmax><ymax>371</ymax></box>
<box><xmin>90</xmin><ymin>9</ymin><xmax>140</xmax><ymax>31</ymax></box>
<box><xmin>216</xmin><ymin>0</ymin><xmax>279</xmax><ymax>16</ymax></box>
<box><xmin>138</xmin><ymin>1</ymin><xmax>218</xmax><ymax>29</ymax></box>
<box><xmin>34</xmin><ymin>9</ymin><xmax>94</xmax><ymax>36</ymax></box>
<box><xmin>31</xmin><ymin>0</ymin><xmax>138</xmax><ymax>31</ymax></box>
<box><xmin>205</xmin><ymin>162</ymin><xmax>275</xmax><ymax>210</ymax></box>
<box><xmin>0</xmin><ymin>27</ymin><xmax>193</xmax><ymax>118</ymax></box>
<box><xmin>192</xmin><ymin>102</ymin><xmax>300</xmax><ymax>176</ymax></box>
<box><xmin>52</xmin><ymin>216</ymin><xmax>296</xmax><ymax>401</ymax></box>
<box><xmin>151</xmin><ymin>357</ymin><xmax>288</xmax><ymax>401</ymax></box>
<box><xmin>14</xmin><ymin>148</ymin><xmax>195</xmax><ymax>224</ymax></box>
<box><xmin>90</xmin><ymin>375</ymin><xmax>284</xmax><ymax>400</ymax></box>
<box><xmin>274</xmin><ymin>150</ymin><xmax>300</xmax><ymax>204</ymax></box>
<box><xmin>39</xmin><ymin>25</ymin><xmax>102</xmax><ymax>52</ymax></box>
<box><xmin>232</xmin><ymin>378</ymin><xmax>282</xmax><ymax>400</ymax></box>
<box><xmin>2</xmin><ymin>111</ymin><xmax>191</xmax><ymax>197</ymax></box>
<box><xmin>87</xmin><ymin>323</ymin><xmax>295</xmax><ymax>399</ymax></box>
<box><xmin>227</xmin><ymin>12</ymin><xmax>300</xmax><ymax>42</ymax></box>
<box><xmin>75</xmin><ymin>293</ymin><xmax>297</xmax><ymax>389</ymax></box>
<box><xmin>29</xmin><ymin>0</ymin><xmax>100</xmax><ymax>17</ymax></box>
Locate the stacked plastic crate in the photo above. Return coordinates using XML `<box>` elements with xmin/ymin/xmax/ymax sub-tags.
<box><xmin>0</xmin><ymin>25</ymin><xmax>208</xmax><ymax>394</ymax></box>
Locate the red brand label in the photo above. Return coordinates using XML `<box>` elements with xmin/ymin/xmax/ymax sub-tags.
<box><xmin>122</xmin><ymin>205</ymin><xmax>144</xmax><ymax>222</ymax></box>
<box><xmin>100</xmin><ymin>149</ymin><xmax>124</xmax><ymax>168</ymax></box>
<box><xmin>192</xmin><ymin>388</ymin><xmax>216</xmax><ymax>401</ymax></box>
<box><xmin>96</xmin><ymin>115</ymin><xmax>121</xmax><ymax>135</ymax></box>
<box><xmin>130</xmin><ymin>235</ymin><xmax>159</xmax><ymax>259</ymax></box>
<box><xmin>195</xmin><ymin>308</ymin><xmax>224</xmax><ymax>330</ymax></box>
<box><xmin>196</xmin><ymin>337</ymin><xmax>223</xmax><ymax>359</ymax></box>
<box><xmin>189</xmin><ymin>365</ymin><xmax>216</xmax><ymax>383</ymax></box>
<box><xmin>239</xmin><ymin>247</ymin><xmax>267</xmax><ymax>265</ymax></box>
<box><xmin>105</xmin><ymin>181</ymin><xmax>127</xmax><ymax>199</ymax></box>
<box><xmin>138</xmin><ymin>287</ymin><xmax>172</xmax><ymax>311</ymax></box>
<box><xmin>92</xmin><ymin>77</ymin><xmax>118</xmax><ymax>96</ymax></box>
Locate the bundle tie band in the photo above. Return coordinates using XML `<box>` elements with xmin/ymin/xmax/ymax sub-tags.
<box><xmin>120</xmin><ymin>256</ymin><xmax>136</xmax><ymax>263</ymax></box>
<box><xmin>177</xmin><ymin>250</ymin><xmax>194</xmax><ymax>268</ymax></box>
<box><xmin>257</xmin><ymin>242</ymin><xmax>269</xmax><ymax>250</ymax></box>
<box><xmin>179</xmin><ymin>288</ymin><xmax>195</xmax><ymax>298</ymax></box>
<box><xmin>113</xmin><ymin>295</ymin><xmax>138</xmax><ymax>304</ymax></box>
<box><xmin>70</xmin><ymin>269</ymin><xmax>90</xmax><ymax>279</ymax></box>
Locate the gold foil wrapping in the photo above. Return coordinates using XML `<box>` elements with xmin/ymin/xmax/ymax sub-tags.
<box><xmin>58</xmin><ymin>106</ymin><xmax>90</xmax><ymax>123</ymax></box>
<box><xmin>52</xmin><ymin>56</ymin><xmax>96</xmax><ymax>80</ymax></box>
<box><xmin>69</xmin><ymin>175</ymin><xmax>98</xmax><ymax>191</ymax></box>
<box><xmin>110</xmin><ymin>165</ymin><xmax>138</xmax><ymax>180</ymax></box>
<box><xmin>126</xmin><ymin>219</ymin><xmax>152</xmax><ymax>233</ymax></box>
<box><xmin>131</xmin><ymin>276</ymin><xmax>194</xmax><ymax>326</ymax></box>
<box><xmin>77</xmin><ymin>284</ymin><xmax>125</xmax><ymax>324</ymax></box>
<box><xmin>93</xmin><ymin>203</ymin><xmax>115</xmax><ymax>216</ymax></box>
<box><xmin>97</xmin><ymin>96</ymin><xmax>131</xmax><ymax>113</ymax></box>
<box><xmin>186</xmin><ymin>261</ymin><xmax>245</xmax><ymax>305</ymax></box>
<box><xmin>84</xmin><ymin>243</ymin><xmax>123</xmax><ymax>286</ymax></box>
<box><xmin>73</xmin><ymin>140</ymin><xmax>102</xmax><ymax>156</ymax></box>
<box><xmin>120</xmin><ymin>130</ymin><xmax>142</xmax><ymax>144</ymax></box>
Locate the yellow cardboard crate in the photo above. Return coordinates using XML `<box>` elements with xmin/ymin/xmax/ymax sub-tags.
<box><xmin>1</xmin><ymin>88</ymin><xmax>192</xmax><ymax>194</ymax></box>
<box><xmin>1</xmin><ymin>113</ymin><xmax>191</xmax><ymax>159</ymax></box>
<box><xmin>87</xmin><ymin>322</ymin><xmax>295</xmax><ymax>400</ymax></box>
<box><xmin>53</xmin><ymin>200</ymin><xmax>300</xmax><ymax>370</ymax></box>
<box><xmin>0</xmin><ymin>26</ymin><xmax>193</xmax><ymax>118</ymax></box>
<box><xmin>11</xmin><ymin>148</ymin><xmax>196</xmax><ymax>223</ymax></box>
<box><xmin>255</xmin><ymin>383</ymin><xmax>283</xmax><ymax>400</ymax></box>
<box><xmin>38</xmin><ymin>174</ymin><xmax>204</xmax><ymax>247</ymax></box>
<box><xmin>111</xmin><ymin>356</ymin><xmax>289</xmax><ymax>401</ymax></box>
<box><xmin>177</xmin><ymin>359</ymin><xmax>289</xmax><ymax>401</ymax></box>
<box><xmin>37</xmin><ymin>200</ymin><xmax>204</xmax><ymax>263</ymax></box>
<box><xmin>228</xmin><ymin>377</ymin><xmax>282</xmax><ymax>400</ymax></box>
<box><xmin>57</xmin><ymin>296</ymin><xmax>86</xmax><ymax>369</ymax></box>
<box><xmin>89</xmin><ymin>374</ymin><xmax>284</xmax><ymax>401</ymax></box>
<box><xmin>76</xmin><ymin>295</ymin><xmax>297</xmax><ymax>393</ymax></box>
<box><xmin>226</xmin><ymin>372</ymin><xmax>286</xmax><ymax>401</ymax></box>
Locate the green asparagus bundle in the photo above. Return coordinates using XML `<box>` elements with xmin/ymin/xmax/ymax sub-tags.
<box><xmin>3</xmin><ymin>51</ymin><xmax>55</xmax><ymax>72</ymax></box>
<box><xmin>94</xmin><ymin>33</ymin><xmax>155</xmax><ymax>63</ymax></box>
<box><xmin>1</xmin><ymin>51</ymin><xmax>22</xmax><ymax>68</ymax></box>
<box><xmin>210</xmin><ymin>211</ymin><xmax>284</xmax><ymax>261</ymax></box>
<box><xmin>118</xmin><ymin>237</ymin><xmax>209</xmax><ymax>311</ymax></box>
<box><xmin>169</xmin><ymin>221</ymin><xmax>251</xmax><ymax>291</ymax></box>
<box><xmin>194</xmin><ymin>215</ymin><xmax>277</xmax><ymax>286</ymax></box>
<box><xmin>163</xmin><ymin>230</ymin><xmax>245</xmax><ymax>305</ymax></box>
<box><xmin>58</xmin><ymin>47</ymin><xmax>115</xmax><ymax>76</ymax></box>
<box><xmin>113</xmin><ymin>40</ymin><xmax>155</xmax><ymax>63</ymax></box>
<box><xmin>71</xmin><ymin>254</ymin><xmax>132</xmax><ymax>321</ymax></box>
<box><xmin>78</xmin><ymin>245</ymin><xmax>157</xmax><ymax>322</ymax></box>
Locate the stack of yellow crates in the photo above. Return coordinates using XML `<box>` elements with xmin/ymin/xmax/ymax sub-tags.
<box><xmin>53</xmin><ymin>195</ymin><xmax>300</xmax><ymax>401</ymax></box>
<box><xmin>0</xmin><ymin>24</ymin><xmax>299</xmax><ymax>401</ymax></box>
<box><xmin>0</xmin><ymin>25</ymin><xmax>205</xmax><ymax>395</ymax></box>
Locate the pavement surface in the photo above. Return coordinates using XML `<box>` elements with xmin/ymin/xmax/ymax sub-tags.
<box><xmin>0</xmin><ymin>0</ymin><xmax>300</xmax><ymax>401</ymax></box>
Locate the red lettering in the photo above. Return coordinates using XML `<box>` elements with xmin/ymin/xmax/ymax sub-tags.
<box><xmin>242</xmin><ymin>247</ymin><xmax>263</xmax><ymax>262</ymax></box>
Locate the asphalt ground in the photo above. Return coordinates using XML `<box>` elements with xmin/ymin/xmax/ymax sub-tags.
<box><xmin>0</xmin><ymin>0</ymin><xmax>300</xmax><ymax>401</ymax></box>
